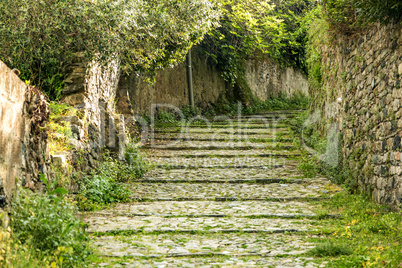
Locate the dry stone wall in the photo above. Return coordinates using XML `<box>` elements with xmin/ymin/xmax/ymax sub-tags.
<box><xmin>0</xmin><ymin>61</ymin><xmax>50</xmax><ymax>205</ymax></box>
<box><xmin>315</xmin><ymin>22</ymin><xmax>402</xmax><ymax>209</ymax></box>
<box><xmin>61</xmin><ymin>53</ymin><xmax>126</xmax><ymax>164</ymax></box>
<box><xmin>116</xmin><ymin>51</ymin><xmax>226</xmax><ymax>115</ymax></box>
<box><xmin>117</xmin><ymin>51</ymin><xmax>308</xmax><ymax>115</ymax></box>
<box><xmin>245</xmin><ymin>58</ymin><xmax>308</xmax><ymax>100</ymax></box>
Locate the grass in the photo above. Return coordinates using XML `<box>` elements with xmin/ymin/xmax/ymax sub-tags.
<box><xmin>309</xmin><ymin>241</ymin><xmax>353</xmax><ymax>257</ymax></box>
<box><xmin>308</xmin><ymin>192</ymin><xmax>402</xmax><ymax>267</ymax></box>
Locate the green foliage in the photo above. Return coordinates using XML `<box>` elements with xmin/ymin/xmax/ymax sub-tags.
<box><xmin>48</xmin><ymin>102</ymin><xmax>77</xmax><ymax>119</ymax></box>
<box><xmin>354</xmin><ymin>0</ymin><xmax>402</xmax><ymax>23</ymax></box>
<box><xmin>211</xmin><ymin>92</ymin><xmax>308</xmax><ymax>116</ymax></box>
<box><xmin>322</xmin><ymin>0</ymin><xmax>402</xmax><ymax>35</ymax></box>
<box><xmin>244</xmin><ymin>92</ymin><xmax>309</xmax><ymax>114</ymax></box>
<box><xmin>10</xmin><ymin>188</ymin><xmax>89</xmax><ymax>267</ymax></box>
<box><xmin>47</xmin><ymin>103</ymin><xmax>77</xmax><ymax>154</ymax></box>
<box><xmin>309</xmin><ymin>241</ymin><xmax>353</xmax><ymax>257</ymax></box>
<box><xmin>122</xmin><ymin>145</ymin><xmax>150</xmax><ymax>181</ymax></box>
<box><xmin>0</xmin><ymin>0</ymin><xmax>219</xmax><ymax>99</ymax></box>
<box><xmin>76</xmin><ymin>173</ymin><xmax>130</xmax><ymax>211</ymax></box>
<box><xmin>298</xmin><ymin>155</ymin><xmax>320</xmax><ymax>178</ymax></box>
<box><xmin>199</xmin><ymin>0</ymin><xmax>311</xmax><ymax>104</ymax></box>
<box><xmin>301</xmin><ymin>5</ymin><xmax>329</xmax><ymax>98</ymax></box>
<box><xmin>157</xmin><ymin>111</ymin><xmax>179</xmax><ymax>124</ymax></box>
<box><xmin>322</xmin><ymin>0</ymin><xmax>359</xmax><ymax>35</ymax></box>
<box><xmin>76</xmin><ymin>147</ymin><xmax>149</xmax><ymax>210</ymax></box>
<box><xmin>181</xmin><ymin>105</ymin><xmax>202</xmax><ymax>119</ymax></box>
<box><xmin>311</xmin><ymin>193</ymin><xmax>402</xmax><ymax>267</ymax></box>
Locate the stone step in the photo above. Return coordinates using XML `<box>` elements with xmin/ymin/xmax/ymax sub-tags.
<box><xmin>138</xmin><ymin>178</ymin><xmax>303</xmax><ymax>184</ymax></box>
<box><xmin>148</xmin><ymin>156</ymin><xmax>298</xmax><ymax>169</ymax></box>
<box><xmin>149</xmin><ymin>140</ymin><xmax>294</xmax><ymax>147</ymax></box>
<box><xmin>156</xmin><ymin>124</ymin><xmax>288</xmax><ymax>129</ymax></box>
<box><xmin>84</xmin><ymin>201</ymin><xmax>317</xmax><ymax>217</ymax></box>
<box><xmin>151</xmin><ymin>137</ymin><xmax>293</xmax><ymax>143</ymax></box>
<box><xmin>251</xmin><ymin>110</ymin><xmax>303</xmax><ymax>115</ymax></box>
<box><xmin>146</xmin><ymin>150</ymin><xmax>301</xmax><ymax>158</ymax></box>
<box><xmin>85</xmin><ymin>215</ymin><xmax>318</xmax><ymax>233</ymax></box>
<box><xmin>197</xmin><ymin>119</ymin><xmax>287</xmax><ymax>125</ymax></box>
<box><xmin>144</xmin><ymin>144</ymin><xmax>295</xmax><ymax>151</ymax></box>
<box><xmin>130</xmin><ymin>197</ymin><xmax>329</xmax><ymax>202</ymax></box>
<box><xmin>143</xmin><ymin>167</ymin><xmax>301</xmax><ymax>181</ymax></box>
<box><xmin>94</xmin><ymin>255</ymin><xmax>323</xmax><ymax>267</ymax></box>
<box><xmin>128</xmin><ymin>181</ymin><xmax>332</xmax><ymax>201</ymax></box>
<box><xmin>154</xmin><ymin>165</ymin><xmax>292</xmax><ymax>170</ymax></box>
<box><xmin>153</xmin><ymin>128</ymin><xmax>289</xmax><ymax>134</ymax></box>
<box><xmin>91</xmin><ymin>233</ymin><xmax>317</xmax><ymax>258</ymax></box>
<box><xmin>152</xmin><ymin>132</ymin><xmax>291</xmax><ymax>141</ymax></box>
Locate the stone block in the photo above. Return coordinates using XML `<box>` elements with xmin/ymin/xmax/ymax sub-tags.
<box><xmin>62</xmin><ymin>93</ymin><xmax>87</xmax><ymax>106</ymax></box>
<box><xmin>51</xmin><ymin>152</ymin><xmax>70</xmax><ymax>168</ymax></box>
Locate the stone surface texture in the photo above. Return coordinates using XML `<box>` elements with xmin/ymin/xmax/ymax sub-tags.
<box><xmin>313</xmin><ymin>22</ymin><xmax>402</xmax><ymax>208</ymax></box>
<box><xmin>86</xmin><ymin>111</ymin><xmax>335</xmax><ymax>267</ymax></box>
<box><xmin>0</xmin><ymin>60</ymin><xmax>50</xmax><ymax>204</ymax></box>
<box><xmin>117</xmin><ymin>49</ymin><xmax>308</xmax><ymax>115</ymax></box>
<box><xmin>245</xmin><ymin>57</ymin><xmax>309</xmax><ymax>100</ymax></box>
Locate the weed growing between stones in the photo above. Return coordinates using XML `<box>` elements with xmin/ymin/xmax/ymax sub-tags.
<box><xmin>2</xmin><ymin>188</ymin><xmax>90</xmax><ymax>267</ymax></box>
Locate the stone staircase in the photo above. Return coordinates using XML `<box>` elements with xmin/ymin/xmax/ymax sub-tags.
<box><xmin>84</xmin><ymin>111</ymin><xmax>334</xmax><ymax>267</ymax></box>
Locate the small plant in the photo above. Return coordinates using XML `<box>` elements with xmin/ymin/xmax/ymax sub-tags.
<box><xmin>49</xmin><ymin>101</ymin><xmax>77</xmax><ymax>119</ymax></box>
<box><xmin>76</xmin><ymin>146</ymin><xmax>149</xmax><ymax>211</ymax></box>
<box><xmin>157</xmin><ymin>110</ymin><xmax>178</xmax><ymax>124</ymax></box>
<box><xmin>309</xmin><ymin>240</ymin><xmax>353</xmax><ymax>257</ymax></box>
<box><xmin>76</xmin><ymin>173</ymin><xmax>130</xmax><ymax>211</ymax></box>
<box><xmin>181</xmin><ymin>105</ymin><xmax>201</xmax><ymax>119</ymax></box>
<box><xmin>9</xmin><ymin>188</ymin><xmax>89</xmax><ymax>267</ymax></box>
<box><xmin>297</xmin><ymin>156</ymin><xmax>319</xmax><ymax>178</ymax></box>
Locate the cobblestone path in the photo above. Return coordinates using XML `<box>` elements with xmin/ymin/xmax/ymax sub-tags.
<box><xmin>85</xmin><ymin>111</ymin><xmax>338</xmax><ymax>267</ymax></box>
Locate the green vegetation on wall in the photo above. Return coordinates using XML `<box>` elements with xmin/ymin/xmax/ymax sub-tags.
<box><xmin>199</xmin><ymin>0</ymin><xmax>311</xmax><ymax>104</ymax></box>
<box><xmin>323</xmin><ymin>0</ymin><xmax>402</xmax><ymax>35</ymax></box>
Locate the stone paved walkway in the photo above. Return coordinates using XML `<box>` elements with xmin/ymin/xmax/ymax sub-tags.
<box><xmin>85</xmin><ymin>111</ymin><xmax>338</xmax><ymax>267</ymax></box>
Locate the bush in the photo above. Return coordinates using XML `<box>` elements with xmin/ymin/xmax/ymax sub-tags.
<box><xmin>76</xmin><ymin>174</ymin><xmax>130</xmax><ymax>211</ymax></box>
<box><xmin>354</xmin><ymin>0</ymin><xmax>402</xmax><ymax>23</ymax></box>
<box><xmin>76</xmin><ymin>147</ymin><xmax>149</xmax><ymax>210</ymax></box>
<box><xmin>244</xmin><ymin>92</ymin><xmax>309</xmax><ymax>114</ymax></box>
<box><xmin>10</xmin><ymin>189</ymin><xmax>89</xmax><ymax>267</ymax></box>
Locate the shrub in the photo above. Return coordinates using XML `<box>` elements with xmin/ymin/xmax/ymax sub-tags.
<box><xmin>76</xmin><ymin>174</ymin><xmax>130</xmax><ymax>211</ymax></box>
<box><xmin>354</xmin><ymin>0</ymin><xmax>402</xmax><ymax>23</ymax></box>
<box><xmin>76</xmin><ymin>146</ymin><xmax>149</xmax><ymax>210</ymax></box>
<box><xmin>10</xmin><ymin>188</ymin><xmax>89</xmax><ymax>267</ymax></box>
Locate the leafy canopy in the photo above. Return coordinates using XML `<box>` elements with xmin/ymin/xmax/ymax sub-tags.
<box><xmin>0</xmin><ymin>0</ymin><xmax>219</xmax><ymax>99</ymax></box>
<box><xmin>199</xmin><ymin>0</ymin><xmax>310</xmax><ymax>104</ymax></box>
<box><xmin>322</xmin><ymin>0</ymin><xmax>402</xmax><ymax>35</ymax></box>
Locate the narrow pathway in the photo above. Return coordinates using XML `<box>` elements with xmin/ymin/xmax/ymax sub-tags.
<box><xmin>85</xmin><ymin>111</ymin><xmax>338</xmax><ymax>267</ymax></box>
